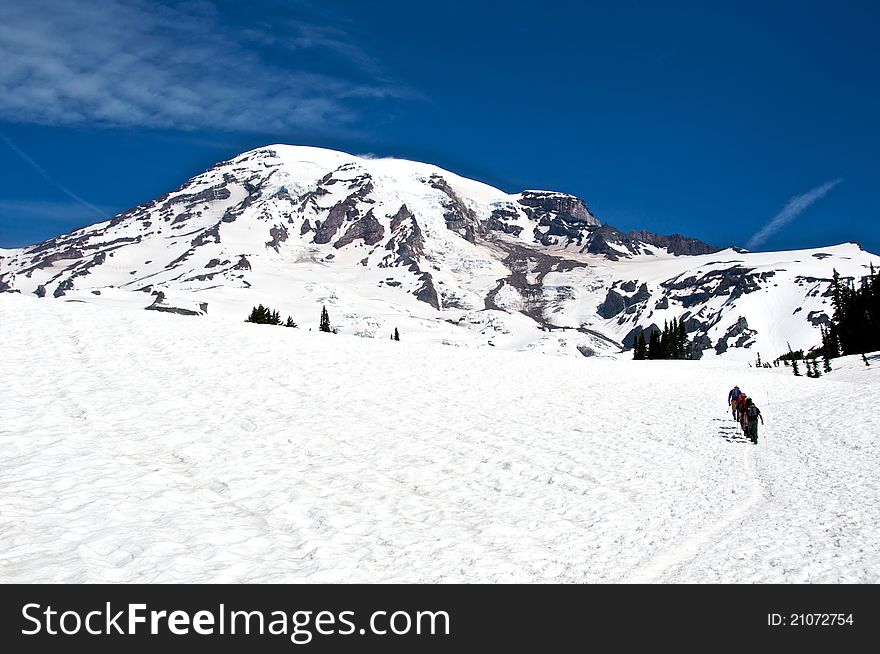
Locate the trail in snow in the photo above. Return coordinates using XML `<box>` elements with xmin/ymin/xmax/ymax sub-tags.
<box><xmin>1</xmin><ymin>295</ymin><xmax>877</xmax><ymax>583</ymax></box>
<box><xmin>623</xmin><ymin>420</ymin><xmax>766</xmax><ymax>583</ymax></box>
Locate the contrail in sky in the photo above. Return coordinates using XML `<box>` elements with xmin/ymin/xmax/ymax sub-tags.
<box><xmin>0</xmin><ymin>131</ymin><xmax>105</xmax><ymax>217</ymax></box>
<box><xmin>746</xmin><ymin>179</ymin><xmax>842</xmax><ymax>250</ymax></box>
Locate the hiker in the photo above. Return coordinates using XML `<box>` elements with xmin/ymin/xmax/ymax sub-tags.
<box><xmin>727</xmin><ymin>386</ymin><xmax>742</xmax><ymax>419</ymax></box>
<box><xmin>742</xmin><ymin>398</ymin><xmax>764</xmax><ymax>444</ymax></box>
<box><xmin>735</xmin><ymin>393</ymin><xmax>749</xmax><ymax>426</ymax></box>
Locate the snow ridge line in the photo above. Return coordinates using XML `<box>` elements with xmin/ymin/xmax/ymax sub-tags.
<box><xmin>620</xmin><ymin>427</ymin><xmax>766</xmax><ymax>583</ymax></box>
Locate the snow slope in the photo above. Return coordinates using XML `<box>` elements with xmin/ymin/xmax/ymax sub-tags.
<box><xmin>2</xmin><ymin>294</ymin><xmax>877</xmax><ymax>583</ymax></box>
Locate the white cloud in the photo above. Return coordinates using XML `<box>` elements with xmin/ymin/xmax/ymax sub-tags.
<box><xmin>0</xmin><ymin>0</ymin><xmax>407</xmax><ymax>133</ymax></box>
<box><xmin>746</xmin><ymin>179</ymin><xmax>842</xmax><ymax>250</ymax></box>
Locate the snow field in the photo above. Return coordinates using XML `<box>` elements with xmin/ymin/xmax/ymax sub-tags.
<box><xmin>1</xmin><ymin>295</ymin><xmax>877</xmax><ymax>582</ymax></box>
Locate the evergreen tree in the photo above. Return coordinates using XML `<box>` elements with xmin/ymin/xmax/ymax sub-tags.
<box><xmin>792</xmin><ymin>358</ymin><xmax>801</xmax><ymax>376</ymax></box>
<box><xmin>633</xmin><ymin>332</ymin><xmax>646</xmax><ymax>360</ymax></box>
<box><xmin>756</xmin><ymin>352</ymin><xmax>762</xmax><ymax>368</ymax></box>
<box><xmin>677</xmin><ymin>319</ymin><xmax>688</xmax><ymax>359</ymax></box>
<box><xmin>660</xmin><ymin>320</ymin><xmax>674</xmax><ymax>359</ymax></box>
<box><xmin>285</xmin><ymin>316</ymin><xmax>297</xmax><ymax>328</ymax></box>
<box><xmin>394</xmin><ymin>327</ymin><xmax>400</xmax><ymax>342</ymax></box>
<box><xmin>863</xmin><ymin>353</ymin><xmax>871</xmax><ymax>367</ymax></box>
<box><xmin>647</xmin><ymin>329</ymin><xmax>661</xmax><ymax>360</ymax></box>
<box><xmin>813</xmin><ymin>358</ymin><xmax>822</xmax><ymax>378</ymax></box>
<box><xmin>319</xmin><ymin>306</ymin><xmax>332</xmax><ymax>333</ymax></box>
<box><xmin>827</xmin><ymin>266</ymin><xmax>880</xmax><ymax>357</ymax></box>
<box><xmin>637</xmin><ymin>332</ymin><xmax>648</xmax><ymax>360</ymax></box>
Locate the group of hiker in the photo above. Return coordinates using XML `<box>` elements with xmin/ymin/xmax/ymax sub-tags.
<box><xmin>727</xmin><ymin>386</ymin><xmax>763</xmax><ymax>444</ymax></box>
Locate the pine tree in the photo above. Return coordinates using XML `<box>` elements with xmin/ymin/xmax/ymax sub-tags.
<box><xmin>756</xmin><ymin>352</ymin><xmax>762</xmax><ymax>368</ymax></box>
<box><xmin>647</xmin><ymin>329</ymin><xmax>661</xmax><ymax>360</ymax></box>
<box><xmin>792</xmin><ymin>358</ymin><xmax>801</xmax><ymax>376</ymax></box>
<box><xmin>637</xmin><ymin>332</ymin><xmax>648</xmax><ymax>360</ymax></box>
<box><xmin>319</xmin><ymin>306</ymin><xmax>331</xmax><ymax>333</ymax></box>
<box><xmin>813</xmin><ymin>358</ymin><xmax>822</xmax><ymax>378</ymax></box>
<box><xmin>863</xmin><ymin>353</ymin><xmax>871</xmax><ymax>367</ymax></box>
<box><xmin>285</xmin><ymin>316</ymin><xmax>297</xmax><ymax>328</ymax></box>
<box><xmin>661</xmin><ymin>320</ymin><xmax>672</xmax><ymax>359</ymax></box>
<box><xmin>633</xmin><ymin>332</ymin><xmax>645</xmax><ymax>360</ymax></box>
<box><xmin>677</xmin><ymin>319</ymin><xmax>688</xmax><ymax>359</ymax></box>
<box><xmin>394</xmin><ymin>327</ymin><xmax>400</xmax><ymax>342</ymax></box>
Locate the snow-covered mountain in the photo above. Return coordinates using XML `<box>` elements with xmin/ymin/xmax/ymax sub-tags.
<box><xmin>1</xmin><ymin>145</ymin><xmax>876</xmax><ymax>359</ymax></box>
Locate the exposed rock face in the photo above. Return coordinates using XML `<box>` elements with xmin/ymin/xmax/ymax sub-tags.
<box><xmin>598</xmin><ymin>283</ymin><xmax>650</xmax><ymax>318</ymax></box>
<box><xmin>487</xmin><ymin>208</ymin><xmax>524</xmax><ymax>236</ymax></box>
<box><xmin>627</xmin><ymin>230</ymin><xmax>720</xmax><ymax>256</ymax></box>
<box><xmin>266</xmin><ymin>225</ymin><xmax>289</xmax><ymax>251</ymax></box>
<box><xmin>689</xmin><ymin>333</ymin><xmax>712</xmax><ymax>359</ymax></box>
<box><xmin>715</xmin><ymin>317</ymin><xmax>756</xmax><ymax>354</ymax></box>
<box><xmin>192</xmin><ymin>223</ymin><xmax>221</xmax><ymax>248</ymax></box>
<box><xmin>622</xmin><ymin>323</ymin><xmax>661</xmax><ymax>350</ymax></box>
<box><xmin>53</xmin><ymin>279</ymin><xmax>74</xmax><ymax>297</ymax></box>
<box><xmin>517</xmin><ymin>191</ymin><xmax>598</xmax><ymax>227</ymax></box>
<box><xmin>334</xmin><ymin>209</ymin><xmax>385</xmax><ymax>248</ymax></box>
<box><xmin>807</xmin><ymin>310</ymin><xmax>831</xmax><ymax>326</ymax></box>
<box><xmin>145</xmin><ymin>291</ymin><xmax>203</xmax><ymax>316</ymax></box>
<box><xmin>484</xmin><ymin>242</ymin><xmax>588</xmax><ymax>327</ymax></box>
<box><xmin>663</xmin><ymin>265</ymin><xmax>766</xmax><ymax>308</ymax></box>
<box><xmin>313</xmin><ymin>201</ymin><xmax>350</xmax><ymax>244</ymax></box>
<box><xmin>429</xmin><ymin>175</ymin><xmax>483</xmax><ymax>243</ymax></box>
<box><xmin>313</xmin><ymin>174</ymin><xmax>376</xmax><ymax>245</ymax></box>
<box><xmin>380</xmin><ymin>205</ymin><xmax>438</xmax><ymax>309</ymax></box>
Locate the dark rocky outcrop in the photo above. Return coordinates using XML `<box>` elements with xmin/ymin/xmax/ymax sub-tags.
<box><xmin>53</xmin><ymin>279</ymin><xmax>74</xmax><ymax>297</ymax></box>
<box><xmin>191</xmin><ymin>223</ymin><xmax>221</xmax><ymax>248</ymax></box>
<box><xmin>487</xmin><ymin>207</ymin><xmax>524</xmax><ymax>236</ymax></box>
<box><xmin>622</xmin><ymin>323</ymin><xmax>661</xmax><ymax>350</ymax></box>
<box><xmin>334</xmin><ymin>209</ymin><xmax>385</xmax><ymax>248</ymax></box>
<box><xmin>266</xmin><ymin>224</ymin><xmax>289</xmax><ymax>251</ymax></box>
<box><xmin>429</xmin><ymin>175</ymin><xmax>484</xmax><ymax>243</ymax></box>
<box><xmin>714</xmin><ymin>317</ymin><xmax>756</xmax><ymax>354</ymax></box>
<box><xmin>689</xmin><ymin>333</ymin><xmax>712</xmax><ymax>359</ymax></box>
<box><xmin>627</xmin><ymin>230</ymin><xmax>721</xmax><ymax>256</ymax></box>
<box><xmin>807</xmin><ymin>310</ymin><xmax>830</xmax><ymax>326</ymax></box>
<box><xmin>484</xmin><ymin>242</ymin><xmax>588</xmax><ymax>327</ymax></box>
<box><xmin>517</xmin><ymin>191</ymin><xmax>598</xmax><ymax>226</ymax></box>
<box><xmin>597</xmin><ymin>283</ymin><xmax>650</xmax><ymax>318</ymax></box>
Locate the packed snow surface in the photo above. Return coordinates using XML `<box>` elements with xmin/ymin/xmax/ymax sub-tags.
<box><xmin>1</xmin><ymin>295</ymin><xmax>877</xmax><ymax>582</ymax></box>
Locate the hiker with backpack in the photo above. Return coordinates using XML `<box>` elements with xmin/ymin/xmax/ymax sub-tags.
<box><xmin>727</xmin><ymin>386</ymin><xmax>742</xmax><ymax>420</ymax></box>
<box><xmin>734</xmin><ymin>392</ymin><xmax>749</xmax><ymax>425</ymax></box>
<box><xmin>742</xmin><ymin>398</ymin><xmax>764</xmax><ymax>444</ymax></box>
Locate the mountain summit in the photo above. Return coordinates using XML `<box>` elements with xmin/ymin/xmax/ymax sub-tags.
<box><xmin>0</xmin><ymin>145</ymin><xmax>875</xmax><ymax>359</ymax></box>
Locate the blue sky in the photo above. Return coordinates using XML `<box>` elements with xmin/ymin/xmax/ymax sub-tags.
<box><xmin>0</xmin><ymin>0</ymin><xmax>877</xmax><ymax>253</ymax></box>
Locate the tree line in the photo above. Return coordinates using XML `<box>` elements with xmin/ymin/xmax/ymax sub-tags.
<box><xmin>823</xmin><ymin>266</ymin><xmax>879</xmax><ymax>358</ymax></box>
<box><xmin>245</xmin><ymin>304</ymin><xmax>297</xmax><ymax>327</ymax></box>
<box><xmin>633</xmin><ymin>317</ymin><xmax>690</xmax><ymax>360</ymax></box>
<box><xmin>246</xmin><ymin>304</ymin><xmax>400</xmax><ymax>340</ymax></box>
